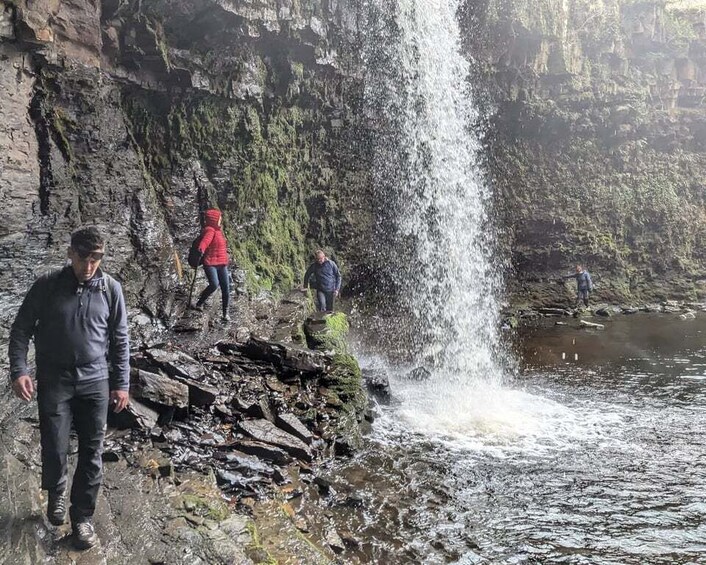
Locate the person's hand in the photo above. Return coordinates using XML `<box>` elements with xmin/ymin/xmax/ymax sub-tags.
<box><xmin>11</xmin><ymin>375</ymin><xmax>34</xmax><ymax>402</ymax></box>
<box><xmin>110</xmin><ymin>390</ymin><xmax>129</xmax><ymax>413</ymax></box>
<box><xmin>334</xmin><ymin>290</ymin><xmax>339</xmax><ymax>297</ymax></box>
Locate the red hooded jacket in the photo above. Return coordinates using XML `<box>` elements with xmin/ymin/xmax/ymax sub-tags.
<box><xmin>198</xmin><ymin>209</ymin><xmax>229</xmax><ymax>266</ymax></box>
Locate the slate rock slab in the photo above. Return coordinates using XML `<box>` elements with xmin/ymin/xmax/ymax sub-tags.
<box><xmin>146</xmin><ymin>348</ymin><xmax>206</xmax><ymax>380</ymax></box>
<box><xmin>245</xmin><ymin>336</ymin><xmax>329</xmax><ymax>374</ymax></box>
<box><xmin>239</xmin><ymin>419</ymin><xmax>312</xmax><ymax>462</ymax></box>
<box><xmin>132</xmin><ymin>369</ymin><xmax>189</xmax><ymax>409</ymax></box>
<box><xmin>275</xmin><ymin>413</ymin><xmax>313</xmax><ymax>445</ymax></box>
<box><xmin>230</xmin><ymin>439</ymin><xmax>293</xmax><ymax>466</ymax></box>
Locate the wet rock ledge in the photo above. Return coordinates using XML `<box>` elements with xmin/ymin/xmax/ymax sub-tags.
<box><xmin>0</xmin><ymin>291</ymin><xmax>370</xmax><ymax>564</ymax></box>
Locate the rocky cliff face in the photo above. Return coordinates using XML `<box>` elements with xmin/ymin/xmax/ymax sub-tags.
<box><xmin>3</xmin><ymin>0</ymin><xmax>705</xmax><ymax>336</ymax></box>
<box><xmin>0</xmin><ymin>0</ymin><xmax>371</xmax><ymax>357</ymax></box>
<box><xmin>463</xmin><ymin>0</ymin><xmax>706</xmax><ymax>308</ymax></box>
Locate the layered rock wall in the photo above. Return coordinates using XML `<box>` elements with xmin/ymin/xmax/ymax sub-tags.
<box><xmin>0</xmin><ymin>0</ymin><xmax>371</xmax><ymax>357</ymax></box>
<box><xmin>464</xmin><ymin>0</ymin><xmax>706</xmax><ymax>307</ymax></box>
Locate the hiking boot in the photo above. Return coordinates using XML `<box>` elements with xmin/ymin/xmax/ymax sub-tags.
<box><xmin>73</xmin><ymin>521</ymin><xmax>98</xmax><ymax>550</ymax></box>
<box><xmin>47</xmin><ymin>490</ymin><xmax>66</xmax><ymax>526</ymax></box>
<box><xmin>221</xmin><ymin>314</ymin><xmax>231</xmax><ymax>323</ymax></box>
<box><xmin>191</xmin><ymin>303</ymin><xmax>204</xmax><ymax>312</ymax></box>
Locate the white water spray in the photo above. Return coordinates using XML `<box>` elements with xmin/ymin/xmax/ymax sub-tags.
<box><xmin>364</xmin><ymin>0</ymin><xmax>504</xmax><ymax>385</ymax></box>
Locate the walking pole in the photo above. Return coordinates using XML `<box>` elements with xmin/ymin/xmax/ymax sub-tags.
<box><xmin>188</xmin><ymin>267</ymin><xmax>198</xmax><ymax>307</ymax></box>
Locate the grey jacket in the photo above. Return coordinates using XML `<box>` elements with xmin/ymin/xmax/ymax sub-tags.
<box><xmin>304</xmin><ymin>259</ymin><xmax>342</xmax><ymax>292</ymax></box>
<box><xmin>564</xmin><ymin>270</ymin><xmax>593</xmax><ymax>292</ymax></box>
<box><xmin>8</xmin><ymin>266</ymin><xmax>130</xmax><ymax>391</ymax></box>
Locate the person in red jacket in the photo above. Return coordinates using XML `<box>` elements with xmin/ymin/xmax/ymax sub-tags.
<box><xmin>193</xmin><ymin>209</ymin><xmax>231</xmax><ymax>322</ymax></box>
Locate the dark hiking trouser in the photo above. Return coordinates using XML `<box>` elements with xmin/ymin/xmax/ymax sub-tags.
<box><xmin>315</xmin><ymin>290</ymin><xmax>335</xmax><ymax>312</ymax></box>
<box><xmin>577</xmin><ymin>289</ymin><xmax>590</xmax><ymax>307</ymax></box>
<box><xmin>37</xmin><ymin>373</ymin><xmax>109</xmax><ymax>523</ymax></box>
<box><xmin>197</xmin><ymin>265</ymin><xmax>230</xmax><ymax>316</ymax></box>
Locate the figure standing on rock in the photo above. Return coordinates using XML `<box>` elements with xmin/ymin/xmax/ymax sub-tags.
<box><xmin>562</xmin><ymin>264</ymin><xmax>594</xmax><ymax>308</ymax></box>
<box><xmin>302</xmin><ymin>249</ymin><xmax>342</xmax><ymax>313</ymax></box>
<box><xmin>8</xmin><ymin>226</ymin><xmax>130</xmax><ymax>550</ymax></box>
<box><xmin>192</xmin><ymin>209</ymin><xmax>231</xmax><ymax>323</ymax></box>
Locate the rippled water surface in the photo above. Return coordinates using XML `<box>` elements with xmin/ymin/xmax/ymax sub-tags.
<box><xmin>328</xmin><ymin>315</ymin><xmax>706</xmax><ymax>564</ymax></box>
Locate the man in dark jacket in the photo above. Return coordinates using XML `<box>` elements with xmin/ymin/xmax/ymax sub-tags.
<box><xmin>302</xmin><ymin>249</ymin><xmax>342</xmax><ymax>312</ymax></box>
<box><xmin>8</xmin><ymin>226</ymin><xmax>130</xmax><ymax>550</ymax></box>
<box><xmin>563</xmin><ymin>264</ymin><xmax>594</xmax><ymax>308</ymax></box>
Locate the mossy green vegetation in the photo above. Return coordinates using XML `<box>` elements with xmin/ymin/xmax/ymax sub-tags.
<box><xmin>245</xmin><ymin>520</ymin><xmax>279</xmax><ymax>565</ymax></box>
<box><xmin>473</xmin><ymin>0</ymin><xmax>706</xmax><ymax>304</ymax></box>
<box><xmin>304</xmin><ymin>312</ymin><xmax>350</xmax><ymax>351</ymax></box>
<box><xmin>326</xmin><ymin>352</ymin><xmax>364</xmax><ymax>402</ymax></box>
<box><xmin>122</xmin><ymin>90</ymin><xmax>316</xmax><ymax>292</ymax></box>
<box><xmin>180</xmin><ymin>493</ymin><xmax>230</xmax><ymax>522</ymax></box>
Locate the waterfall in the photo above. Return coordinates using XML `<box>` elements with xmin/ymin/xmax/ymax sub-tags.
<box><xmin>364</xmin><ymin>0</ymin><xmax>504</xmax><ymax>386</ymax></box>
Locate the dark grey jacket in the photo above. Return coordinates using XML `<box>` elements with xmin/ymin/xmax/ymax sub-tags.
<box><xmin>8</xmin><ymin>267</ymin><xmax>130</xmax><ymax>391</ymax></box>
<box><xmin>564</xmin><ymin>270</ymin><xmax>593</xmax><ymax>292</ymax></box>
<box><xmin>304</xmin><ymin>259</ymin><xmax>342</xmax><ymax>292</ymax></box>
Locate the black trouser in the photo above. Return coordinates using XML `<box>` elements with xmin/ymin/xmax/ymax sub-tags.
<box><xmin>197</xmin><ymin>264</ymin><xmax>230</xmax><ymax>316</ymax></box>
<box><xmin>315</xmin><ymin>290</ymin><xmax>335</xmax><ymax>312</ymax></box>
<box><xmin>37</xmin><ymin>373</ymin><xmax>109</xmax><ymax>523</ymax></box>
<box><xmin>577</xmin><ymin>289</ymin><xmax>590</xmax><ymax>307</ymax></box>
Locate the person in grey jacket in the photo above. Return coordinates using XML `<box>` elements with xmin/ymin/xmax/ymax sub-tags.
<box><xmin>8</xmin><ymin>226</ymin><xmax>129</xmax><ymax>550</ymax></box>
<box><xmin>302</xmin><ymin>249</ymin><xmax>342</xmax><ymax>312</ymax></box>
<box><xmin>562</xmin><ymin>264</ymin><xmax>594</xmax><ymax>308</ymax></box>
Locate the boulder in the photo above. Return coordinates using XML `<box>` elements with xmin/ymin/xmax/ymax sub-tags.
<box><xmin>170</xmin><ymin>376</ymin><xmax>219</xmax><ymax>407</ymax></box>
<box><xmin>238</xmin><ymin>398</ymin><xmax>275</xmax><ymax>422</ymax></box>
<box><xmin>239</xmin><ymin>419</ymin><xmax>312</xmax><ymax>462</ymax></box>
<box><xmin>303</xmin><ymin>312</ymin><xmax>349</xmax><ymax>351</ymax></box>
<box><xmin>245</xmin><ymin>336</ymin><xmax>329</xmax><ymax>374</ymax></box>
<box><xmin>112</xmin><ymin>399</ymin><xmax>159</xmax><ymax>430</ymax></box>
<box><xmin>594</xmin><ymin>307</ymin><xmax>612</xmax><ymax>317</ymax></box>
<box><xmin>406</xmin><ymin>367</ymin><xmax>431</xmax><ymax>381</ymax></box>
<box><xmin>579</xmin><ymin>320</ymin><xmax>605</xmax><ymax>329</ymax></box>
<box><xmin>131</xmin><ymin>369</ymin><xmax>189</xmax><ymax>409</ymax></box>
<box><xmin>275</xmin><ymin>413</ymin><xmax>313</xmax><ymax>445</ymax></box>
<box><xmin>362</xmin><ymin>368</ymin><xmax>391</xmax><ymax>401</ymax></box>
<box><xmin>230</xmin><ymin>439</ymin><xmax>293</xmax><ymax>466</ymax></box>
<box><xmin>213</xmin><ymin>450</ymin><xmax>274</xmax><ymax>476</ymax></box>
<box><xmin>146</xmin><ymin>348</ymin><xmax>206</xmax><ymax>380</ymax></box>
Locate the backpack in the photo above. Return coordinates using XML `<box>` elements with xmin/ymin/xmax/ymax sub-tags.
<box><xmin>187</xmin><ymin>235</ymin><xmax>203</xmax><ymax>269</ymax></box>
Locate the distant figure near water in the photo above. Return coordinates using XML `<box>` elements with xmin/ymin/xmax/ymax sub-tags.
<box><xmin>562</xmin><ymin>264</ymin><xmax>594</xmax><ymax>308</ymax></box>
<box><xmin>302</xmin><ymin>249</ymin><xmax>342</xmax><ymax>313</ymax></box>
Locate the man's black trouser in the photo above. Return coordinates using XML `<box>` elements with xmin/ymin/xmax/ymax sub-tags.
<box><xmin>315</xmin><ymin>290</ymin><xmax>335</xmax><ymax>312</ymax></box>
<box><xmin>37</xmin><ymin>372</ymin><xmax>109</xmax><ymax>523</ymax></box>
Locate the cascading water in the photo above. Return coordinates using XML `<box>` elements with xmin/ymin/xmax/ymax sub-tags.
<box><xmin>364</xmin><ymin>0</ymin><xmax>503</xmax><ymax>382</ymax></box>
<box><xmin>362</xmin><ymin>0</ymin><xmax>511</xmax><ymax>439</ymax></box>
<box><xmin>362</xmin><ymin>0</ymin><xmax>585</xmax><ymax>447</ymax></box>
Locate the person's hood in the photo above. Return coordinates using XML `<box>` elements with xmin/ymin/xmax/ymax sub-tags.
<box><xmin>204</xmin><ymin>209</ymin><xmax>222</xmax><ymax>229</ymax></box>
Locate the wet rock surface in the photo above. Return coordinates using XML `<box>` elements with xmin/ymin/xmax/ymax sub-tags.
<box><xmin>505</xmin><ymin>298</ymin><xmax>706</xmax><ymax>333</ymax></box>
<box><xmin>0</xmin><ymin>291</ymin><xmax>367</xmax><ymax>563</ymax></box>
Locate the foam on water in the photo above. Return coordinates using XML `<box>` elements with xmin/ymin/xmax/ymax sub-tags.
<box><xmin>375</xmin><ymin>380</ymin><xmax>624</xmax><ymax>456</ymax></box>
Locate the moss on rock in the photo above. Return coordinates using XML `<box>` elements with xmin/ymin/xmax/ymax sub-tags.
<box><xmin>303</xmin><ymin>312</ymin><xmax>350</xmax><ymax>351</ymax></box>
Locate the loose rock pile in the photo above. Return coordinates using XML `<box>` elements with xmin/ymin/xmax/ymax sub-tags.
<box><xmin>105</xmin><ymin>332</ymin><xmax>370</xmax><ymax>507</ymax></box>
